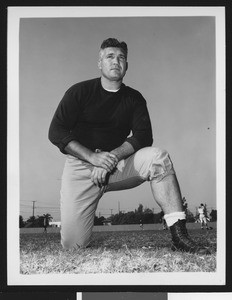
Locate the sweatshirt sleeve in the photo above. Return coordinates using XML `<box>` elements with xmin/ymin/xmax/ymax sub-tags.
<box><xmin>126</xmin><ymin>92</ymin><xmax>153</xmax><ymax>151</ymax></box>
<box><xmin>48</xmin><ymin>87</ymin><xmax>81</xmax><ymax>154</ymax></box>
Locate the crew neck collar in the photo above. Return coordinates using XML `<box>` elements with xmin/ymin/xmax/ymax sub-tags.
<box><xmin>103</xmin><ymin>87</ymin><xmax>120</xmax><ymax>92</ymax></box>
<box><xmin>99</xmin><ymin>77</ymin><xmax>124</xmax><ymax>93</ymax></box>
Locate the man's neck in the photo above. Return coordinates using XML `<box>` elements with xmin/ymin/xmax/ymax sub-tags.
<box><xmin>101</xmin><ymin>76</ymin><xmax>122</xmax><ymax>91</ymax></box>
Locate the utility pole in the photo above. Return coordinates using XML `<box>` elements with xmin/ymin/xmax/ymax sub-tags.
<box><xmin>110</xmin><ymin>209</ymin><xmax>113</xmax><ymax>216</ymax></box>
<box><xmin>118</xmin><ymin>201</ymin><xmax>120</xmax><ymax>213</ymax></box>
<box><xmin>32</xmin><ymin>201</ymin><xmax>36</xmax><ymax>218</ymax></box>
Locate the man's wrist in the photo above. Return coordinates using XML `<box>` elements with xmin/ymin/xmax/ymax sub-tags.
<box><xmin>110</xmin><ymin>141</ymin><xmax>135</xmax><ymax>162</ymax></box>
<box><xmin>87</xmin><ymin>151</ymin><xmax>97</xmax><ymax>164</ymax></box>
<box><xmin>65</xmin><ymin>140</ymin><xmax>94</xmax><ymax>163</ymax></box>
<box><xmin>110</xmin><ymin>150</ymin><xmax>120</xmax><ymax>163</ymax></box>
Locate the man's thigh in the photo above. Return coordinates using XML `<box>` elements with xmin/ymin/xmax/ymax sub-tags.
<box><xmin>106</xmin><ymin>146</ymin><xmax>174</xmax><ymax>192</ymax></box>
<box><xmin>60</xmin><ymin>155</ymin><xmax>102</xmax><ymax>249</ymax></box>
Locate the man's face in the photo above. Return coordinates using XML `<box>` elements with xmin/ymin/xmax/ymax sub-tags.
<box><xmin>98</xmin><ymin>47</ymin><xmax>128</xmax><ymax>82</ymax></box>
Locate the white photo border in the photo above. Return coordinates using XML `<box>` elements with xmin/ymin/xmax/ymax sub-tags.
<box><xmin>7</xmin><ymin>6</ymin><xmax>226</xmax><ymax>286</ymax></box>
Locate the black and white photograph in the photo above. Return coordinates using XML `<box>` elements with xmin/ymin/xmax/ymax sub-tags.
<box><xmin>7</xmin><ymin>6</ymin><xmax>225</xmax><ymax>286</ymax></box>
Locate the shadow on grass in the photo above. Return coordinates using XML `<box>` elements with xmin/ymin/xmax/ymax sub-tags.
<box><xmin>90</xmin><ymin>229</ymin><xmax>217</xmax><ymax>253</ymax></box>
<box><xmin>20</xmin><ymin>228</ymin><xmax>217</xmax><ymax>253</ymax></box>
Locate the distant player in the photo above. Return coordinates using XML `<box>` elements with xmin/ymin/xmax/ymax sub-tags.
<box><xmin>197</xmin><ymin>204</ymin><xmax>210</xmax><ymax>230</ymax></box>
<box><xmin>139</xmin><ymin>219</ymin><xmax>144</xmax><ymax>230</ymax></box>
<box><xmin>43</xmin><ymin>216</ymin><xmax>49</xmax><ymax>233</ymax></box>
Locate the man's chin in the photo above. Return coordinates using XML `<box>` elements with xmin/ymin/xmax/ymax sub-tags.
<box><xmin>106</xmin><ymin>75</ymin><xmax>123</xmax><ymax>82</ymax></box>
<box><xmin>102</xmin><ymin>73</ymin><xmax>125</xmax><ymax>82</ymax></box>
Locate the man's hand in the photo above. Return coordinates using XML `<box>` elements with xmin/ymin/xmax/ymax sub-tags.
<box><xmin>64</xmin><ymin>141</ymin><xmax>118</xmax><ymax>172</ymax></box>
<box><xmin>91</xmin><ymin>167</ymin><xmax>108</xmax><ymax>187</ymax></box>
<box><xmin>89</xmin><ymin>151</ymin><xmax>118</xmax><ymax>172</ymax></box>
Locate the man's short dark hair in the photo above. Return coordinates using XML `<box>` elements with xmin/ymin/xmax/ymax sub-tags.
<box><xmin>100</xmin><ymin>38</ymin><xmax>128</xmax><ymax>57</ymax></box>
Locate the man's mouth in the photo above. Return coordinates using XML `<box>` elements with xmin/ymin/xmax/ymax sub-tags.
<box><xmin>111</xmin><ymin>67</ymin><xmax>120</xmax><ymax>71</ymax></box>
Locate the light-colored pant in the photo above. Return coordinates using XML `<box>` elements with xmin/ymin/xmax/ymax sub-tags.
<box><xmin>60</xmin><ymin>147</ymin><xmax>175</xmax><ymax>249</ymax></box>
<box><xmin>199</xmin><ymin>214</ymin><xmax>208</xmax><ymax>225</ymax></box>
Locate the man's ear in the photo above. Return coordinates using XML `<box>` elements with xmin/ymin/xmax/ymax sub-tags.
<box><xmin>98</xmin><ymin>59</ymin><xmax>102</xmax><ymax>70</ymax></box>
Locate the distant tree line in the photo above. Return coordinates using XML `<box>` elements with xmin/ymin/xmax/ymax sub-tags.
<box><xmin>19</xmin><ymin>213</ymin><xmax>53</xmax><ymax>228</ymax></box>
<box><xmin>210</xmin><ymin>209</ymin><xmax>217</xmax><ymax>221</ymax></box>
<box><xmin>20</xmin><ymin>204</ymin><xmax>217</xmax><ymax>227</ymax></box>
<box><xmin>94</xmin><ymin>203</ymin><xmax>217</xmax><ymax>226</ymax></box>
<box><xmin>108</xmin><ymin>204</ymin><xmax>162</xmax><ymax>225</ymax></box>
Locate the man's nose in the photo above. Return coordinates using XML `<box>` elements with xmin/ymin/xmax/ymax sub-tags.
<box><xmin>112</xmin><ymin>56</ymin><xmax>120</xmax><ymax>64</ymax></box>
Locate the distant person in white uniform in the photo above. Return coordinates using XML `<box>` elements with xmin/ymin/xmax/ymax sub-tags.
<box><xmin>197</xmin><ymin>203</ymin><xmax>209</xmax><ymax>230</ymax></box>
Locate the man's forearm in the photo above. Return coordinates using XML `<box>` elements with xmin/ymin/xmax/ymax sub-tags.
<box><xmin>64</xmin><ymin>140</ymin><xmax>93</xmax><ymax>162</ymax></box>
<box><xmin>64</xmin><ymin>140</ymin><xmax>117</xmax><ymax>172</ymax></box>
<box><xmin>110</xmin><ymin>141</ymin><xmax>135</xmax><ymax>162</ymax></box>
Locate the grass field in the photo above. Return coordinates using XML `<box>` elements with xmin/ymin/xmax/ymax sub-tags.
<box><xmin>20</xmin><ymin>225</ymin><xmax>217</xmax><ymax>274</ymax></box>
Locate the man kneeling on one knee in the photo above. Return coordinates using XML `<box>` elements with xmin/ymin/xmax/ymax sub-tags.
<box><xmin>49</xmin><ymin>38</ymin><xmax>210</xmax><ymax>255</ymax></box>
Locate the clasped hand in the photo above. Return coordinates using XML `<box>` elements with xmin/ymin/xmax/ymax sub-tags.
<box><xmin>90</xmin><ymin>151</ymin><xmax>118</xmax><ymax>187</ymax></box>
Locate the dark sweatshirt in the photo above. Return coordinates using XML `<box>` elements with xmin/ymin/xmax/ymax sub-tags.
<box><xmin>48</xmin><ymin>77</ymin><xmax>153</xmax><ymax>154</ymax></box>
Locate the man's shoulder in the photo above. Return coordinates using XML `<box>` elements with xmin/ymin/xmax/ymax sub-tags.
<box><xmin>124</xmin><ymin>84</ymin><xmax>140</xmax><ymax>95</ymax></box>
<box><xmin>123</xmin><ymin>84</ymin><xmax>145</xmax><ymax>101</ymax></box>
<box><xmin>66</xmin><ymin>78</ymin><xmax>99</xmax><ymax>93</ymax></box>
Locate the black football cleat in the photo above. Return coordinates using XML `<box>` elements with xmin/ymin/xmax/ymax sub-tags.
<box><xmin>170</xmin><ymin>219</ymin><xmax>211</xmax><ymax>255</ymax></box>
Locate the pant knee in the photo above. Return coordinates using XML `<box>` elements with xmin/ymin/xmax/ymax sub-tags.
<box><xmin>61</xmin><ymin>235</ymin><xmax>90</xmax><ymax>250</ymax></box>
<box><xmin>139</xmin><ymin>147</ymin><xmax>175</xmax><ymax>182</ymax></box>
<box><xmin>151</xmin><ymin>147</ymin><xmax>175</xmax><ymax>182</ymax></box>
<box><xmin>138</xmin><ymin>147</ymin><xmax>170</xmax><ymax>165</ymax></box>
<box><xmin>61</xmin><ymin>238</ymin><xmax>74</xmax><ymax>250</ymax></box>
<box><xmin>61</xmin><ymin>223</ymin><xmax>92</xmax><ymax>250</ymax></box>
<box><xmin>144</xmin><ymin>147</ymin><xmax>169</xmax><ymax>161</ymax></box>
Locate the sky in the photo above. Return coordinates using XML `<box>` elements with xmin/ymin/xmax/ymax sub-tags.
<box><xmin>19</xmin><ymin>14</ymin><xmax>217</xmax><ymax>221</ymax></box>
